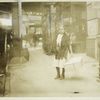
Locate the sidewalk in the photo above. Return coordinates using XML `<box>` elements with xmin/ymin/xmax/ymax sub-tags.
<box><xmin>6</xmin><ymin>47</ymin><xmax>100</xmax><ymax>97</ymax></box>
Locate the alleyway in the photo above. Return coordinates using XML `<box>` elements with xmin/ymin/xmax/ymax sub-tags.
<box><xmin>6</xmin><ymin>47</ymin><xmax>100</xmax><ymax>97</ymax></box>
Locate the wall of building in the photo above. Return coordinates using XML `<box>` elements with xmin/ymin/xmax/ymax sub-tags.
<box><xmin>87</xmin><ymin>2</ymin><xmax>100</xmax><ymax>59</ymax></box>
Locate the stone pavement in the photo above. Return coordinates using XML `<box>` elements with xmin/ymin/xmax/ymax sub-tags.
<box><xmin>5</xmin><ymin>47</ymin><xmax>100</xmax><ymax>97</ymax></box>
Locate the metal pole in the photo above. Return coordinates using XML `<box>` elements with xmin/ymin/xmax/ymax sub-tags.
<box><xmin>18</xmin><ymin>0</ymin><xmax>22</xmax><ymax>38</ymax></box>
<box><xmin>18</xmin><ymin>0</ymin><xmax>22</xmax><ymax>59</ymax></box>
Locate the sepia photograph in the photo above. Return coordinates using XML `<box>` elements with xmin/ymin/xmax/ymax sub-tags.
<box><xmin>0</xmin><ymin>0</ymin><xmax>100</xmax><ymax>99</ymax></box>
